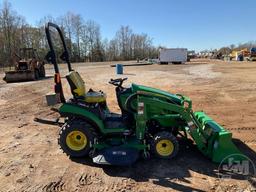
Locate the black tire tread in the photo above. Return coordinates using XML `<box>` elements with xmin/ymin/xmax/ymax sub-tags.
<box><xmin>34</xmin><ymin>70</ymin><xmax>40</xmax><ymax>80</ymax></box>
<box><xmin>58</xmin><ymin>119</ymin><xmax>96</xmax><ymax>157</ymax></box>
<box><xmin>39</xmin><ymin>65</ymin><xmax>46</xmax><ymax>77</ymax></box>
<box><xmin>150</xmin><ymin>131</ymin><xmax>179</xmax><ymax>159</ymax></box>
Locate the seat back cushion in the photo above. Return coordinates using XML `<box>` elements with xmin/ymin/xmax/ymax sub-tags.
<box><xmin>66</xmin><ymin>71</ymin><xmax>85</xmax><ymax>97</ymax></box>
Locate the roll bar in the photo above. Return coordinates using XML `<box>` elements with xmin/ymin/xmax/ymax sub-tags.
<box><xmin>45</xmin><ymin>22</ymin><xmax>72</xmax><ymax>103</ymax></box>
<box><xmin>45</xmin><ymin>22</ymin><xmax>72</xmax><ymax>72</ymax></box>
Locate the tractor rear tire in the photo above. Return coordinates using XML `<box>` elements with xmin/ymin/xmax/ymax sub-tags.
<box><xmin>58</xmin><ymin>120</ymin><xmax>95</xmax><ymax>157</ymax></box>
<box><xmin>150</xmin><ymin>131</ymin><xmax>179</xmax><ymax>159</ymax></box>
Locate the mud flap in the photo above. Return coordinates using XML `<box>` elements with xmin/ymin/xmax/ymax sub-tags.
<box><xmin>4</xmin><ymin>70</ymin><xmax>35</xmax><ymax>83</ymax></box>
<box><xmin>193</xmin><ymin>111</ymin><xmax>245</xmax><ymax>163</ymax></box>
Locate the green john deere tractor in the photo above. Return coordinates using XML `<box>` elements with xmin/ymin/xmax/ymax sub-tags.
<box><xmin>37</xmin><ymin>22</ymin><xmax>244</xmax><ymax>165</ymax></box>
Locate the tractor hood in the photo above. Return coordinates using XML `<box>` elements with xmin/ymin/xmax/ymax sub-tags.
<box><xmin>131</xmin><ymin>83</ymin><xmax>182</xmax><ymax>105</ymax></box>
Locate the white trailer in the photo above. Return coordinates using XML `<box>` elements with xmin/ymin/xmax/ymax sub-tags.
<box><xmin>159</xmin><ymin>48</ymin><xmax>187</xmax><ymax>64</ymax></box>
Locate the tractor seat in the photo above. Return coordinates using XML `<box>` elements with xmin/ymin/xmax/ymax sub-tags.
<box><xmin>66</xmin><ymin>71</ymin><xmax>106</xmax><ymax>103</ymax></box>
<box><xmin>85</xmin><ymin>90</ymin><xmax>106</xmax><ymax>103</ymax></box>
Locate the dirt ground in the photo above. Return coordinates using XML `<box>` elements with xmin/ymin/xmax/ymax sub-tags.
<box><xmin>0</xmin><ymin>59</ymin><xmax>255</xmax><ymax>192</ymax></box>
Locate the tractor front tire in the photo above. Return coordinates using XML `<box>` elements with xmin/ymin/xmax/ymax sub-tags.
<box><xmin>34</xmin><ymin>70</ymin><xmax>40</xmax><ymax>80</ymax></box>
<box><xmin>58</xmin><ymin>120</ymin><xmax>95</xmax><ymax>157</ymax></box>
<box><xmin>39</xmin><ymin>65</ymin><xmax>46</xmax><ymax>77</ymax></box>
<box><xmin>150</xmin><ymin>131</ymin><xmax>179</xmax><ymax>159</ymax></box>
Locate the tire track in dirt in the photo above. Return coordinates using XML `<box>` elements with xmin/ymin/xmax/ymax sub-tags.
<box><xmin>78</xmin><ymin>173</ymin><xmax>94</xmax><ymax>186</ymax></box>
<box><xmin>19</xmin><ymin>184</ymin><xmax>43</xmax><ymax>192</ymax></box>
<box><xmin>42</xmin><ymin>178</ymin><xmax>66</xmax><ymax>192</ymax></box>
<box><xmin>228</xmin><ymin>127</ymin><xmax>256</xmax><ymax>131</ymax></box>
<box><xmin>33</xmin><ymin>172</ymin><xmax>137</xmax><ymax>192</ymax></box>
<box><xmin>104</xmin><ymin>178</ymin><xmax>136</xmax><ymax>192</ymax></box>
<box><xmin>228</xmin><ymin>127</ymin><xmax>256</xmax><ymax>144</ymax></box>
<box><xmin>32</xmin><ymin>172</ymin><xmax>104</xmax><ymax>192</ymax></box>
<box><xmin>76</xmin><ymin>172</ymin><xmax>103</xmax><ymax>190</ymax></box>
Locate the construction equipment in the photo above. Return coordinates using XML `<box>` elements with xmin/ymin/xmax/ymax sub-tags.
<box><xmin>250</xmin><ymin>47</ymin><xmax>256</xmax><ymax>61</ymax></box>
<box><xmin>229</xmin><ymin>48</ymin><xmax>251</xmax><ymax>61</ymax></box>
<box><xmin>36</xmin><ymin>22</ymin><xmax>244</xmax><ymax>166</ymax></box>
<box><xmin>3</xmin><ymin>48</ymin><xmax>45</xmax><ymax>83</ymax></box>
<box><xmin>187</xmin><ymin>50</ymin><xmax>196</xmax><ymax>61</ymax></box>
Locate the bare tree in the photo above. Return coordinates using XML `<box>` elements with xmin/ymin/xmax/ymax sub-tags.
<box><xmin>115</xmin><ymin>26</ymin><xmax>132</xmax><ymax>60</ymax></box>
<box><xmin>0</xmin><ymin>0</ymin><xmax>29</xmax><ymax>68</ymax></box>
<box><xmin>0</xmin><ymin>1</ymin><xmax>159</xmax><ymax>66</ymax></box>
<box><xmin>71</xmin><ymin>14</ymin><xmax>83</xmax><ymax>61</ymax></box>
<box><xmin>85</xmin><ymin>20</ymin><xmax>101</xmax><ymax>61</ymax></box>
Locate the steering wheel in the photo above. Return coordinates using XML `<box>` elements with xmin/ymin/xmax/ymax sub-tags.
<box><xmin>109</xmin><ymin>78</ymin><xmax>127</xmax><ymax>87</ymax></box>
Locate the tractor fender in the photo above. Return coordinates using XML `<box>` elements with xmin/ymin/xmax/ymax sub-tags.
<box><xmin>58</xmin><ymin>103</ymin><xmax>104</xmax><ymax>133</ymax></box>
<box><xmin>125</xmin><ymin>91</ymin><xmax>184</xmax><ymax>113</ymax></box>
<box><xmin>124</xmin><ymin>93</ymin><xmax>137</xmax><ymax>113</ymax></box>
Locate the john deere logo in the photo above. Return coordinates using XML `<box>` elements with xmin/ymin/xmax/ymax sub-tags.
<box><xmin>112</xmin><ymin>151</ymin><xmax>126</xmax><ymax>156</ymax></box>
<box><xmin>218</xmin><ymin>154</ymin><xmax>256</xmax><ymax>188</ymax></box>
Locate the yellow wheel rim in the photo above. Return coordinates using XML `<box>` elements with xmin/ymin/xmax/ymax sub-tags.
<box><xmin>156</xmin><ymin>139</ymin><xmax>174</xmax><ymax>156</ymax></box>
<box><xmin>66</xmin><ymin>131</ymin><xmax>87</xmax><ymax>151</ymax></box>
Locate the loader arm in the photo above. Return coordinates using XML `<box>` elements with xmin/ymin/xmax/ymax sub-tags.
<box><xmin>136</xmin><ymin>95</ymin><xmax>244</xmax><ymax>163</ymax></box>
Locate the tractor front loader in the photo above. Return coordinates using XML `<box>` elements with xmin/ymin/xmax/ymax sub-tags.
<box><xmin>3</xmin><ymin>48</ymin><xmax>45</xmax><ymax>83</ymax></box>
<box><xmin>35</xmin><ymin>22</ymin><xmax>244</xmax><ymax>166</ymax></box>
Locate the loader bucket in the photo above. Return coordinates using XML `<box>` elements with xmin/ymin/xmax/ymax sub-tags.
<box><xmin>3</xmin><ymin>70</ymin><xmax>35</xmax><ymax>83</ymax></box>
<box><xmin>193</xmin><ymin>111</ymin><xmax>245</xmax><ymax>163</ymax></box>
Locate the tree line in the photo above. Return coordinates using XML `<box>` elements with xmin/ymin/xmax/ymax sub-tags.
<box><xmin>0</xmin><ymin>1</ymin><xmax>159</xmax><ymax>68</ymax></box>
